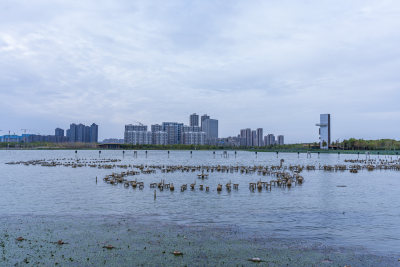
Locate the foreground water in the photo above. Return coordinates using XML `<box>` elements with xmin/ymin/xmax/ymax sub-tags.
<box><xmin>0</xmin><ymin>150</ymin><xmax>399</xmax><ymax>266</ymax></box>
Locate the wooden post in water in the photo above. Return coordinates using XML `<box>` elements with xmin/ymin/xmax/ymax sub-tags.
<box><xmin>154</xmin><ymin>190</ymin><xmax>156</xmax><ymax>200</ymax></box>
<box><xmin>168</xmin><ymin>150</ymin><xmax>170</xmax><ymax>158</ymax></box>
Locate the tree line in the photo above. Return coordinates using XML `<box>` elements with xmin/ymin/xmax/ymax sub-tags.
<box><xmin>1</xmin><ymin>138</ymin><xmax>399</xmax><ymax>151</ymax></box>
<box><xmin>334</xmin><ymin>138</ymin><xmax>400</xmax><ymax>151</ymax></box>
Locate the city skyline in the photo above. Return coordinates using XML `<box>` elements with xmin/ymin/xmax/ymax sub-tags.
<box><xmin>1</xmin><ymin>1</ymin><xmax>400</xmax><ymax>143</ymax></box>
<box><xmin>123</xmin><ymin>114</ymin><xmax>218</xmax><ymax>146</ymax></box>
<box><xmin>119</xmin><ymin>113</ymin><xmax>286</xmax><ymax>147</ymax></box>
<box><xmin>3</xmin><ymin>113</ymin><xmax>289</xmax><ymax>146</ymax></box>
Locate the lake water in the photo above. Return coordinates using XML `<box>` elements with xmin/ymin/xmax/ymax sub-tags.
<box><xmin>0</xmin><ymin>150</ymin><xmax>399</xmax><ymax>265</ymax></box>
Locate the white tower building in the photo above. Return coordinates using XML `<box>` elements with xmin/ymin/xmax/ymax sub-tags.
<box><xmin>316</xmin><ymin>114</ymin><xmax>331</xmax><ymax>149</ymax></box>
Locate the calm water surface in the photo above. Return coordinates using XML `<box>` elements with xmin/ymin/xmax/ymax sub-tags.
<box><xmin>0</xmin><ymin>150</ymin><xmax>399</xmax><ymax>256</ymax></box>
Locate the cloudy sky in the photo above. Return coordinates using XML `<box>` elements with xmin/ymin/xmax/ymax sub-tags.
<box><xmin>0</xmin><ymin>0</ymin><xmax>399</xmax><ymax>143</ymax></box>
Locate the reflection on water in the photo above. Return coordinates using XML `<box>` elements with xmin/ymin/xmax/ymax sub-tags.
<box><xmin>0</xmin><ymin>150</ymin><xmax>399</xmax><ymax>256</ymax></box>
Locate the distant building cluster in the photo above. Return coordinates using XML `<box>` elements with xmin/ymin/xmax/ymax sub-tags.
<box><xmin>1</xmin><ymin>113</ymin><xmax>337</xmax><ymax>148</ymax></box>
<box><xmin>66</xmin><ymin>123</ymin><xmax>98</xmax><ymax>143</ymax></box>
<box><xmin>0</xmin><ymin>123</ymin><xmax>98</xmax><ymax>144</ymax></box>
<box><xmin>124</xmin><ymin>114</ymin><xmax>218</xmax><ymax>145</ymax></box>
<box><xmin>232</xmin><ymin>128</ymin><xmax>284</xmax><ymax>147</ymax></box>
<box><xmin>0</xmin><ymin>113</ymin><xmax>296</xmax><ymax>147</ymax></box>
<box><xmin>121</xmin><ymin>114</ymin><xmax>286</xmax><ymax>147</ymax></box>
<box><xmin>0</xmin><ymin>134</ymin><xmax>69</xmax><ymax>143</ymax></box>
<box><xmin>0</xmin><ymin>114</ymin><xmax>338</xmax><ymax>148</ymax></box>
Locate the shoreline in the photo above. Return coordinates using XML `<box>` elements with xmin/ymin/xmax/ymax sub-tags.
<box><xmin>1</xmin><ymin>147</ymin><xmax>399</xmax><ymax>155</ymax></box>
<box><xmin>1</xmin><ymin>214</ymin><xmax>397</xmax><ymax>266</ymax></box>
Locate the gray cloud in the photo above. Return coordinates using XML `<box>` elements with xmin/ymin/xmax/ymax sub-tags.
<box><xmin>0</xmin><ymin>0</ymin><xmax>399</xmax><ymax>142</ymax></box>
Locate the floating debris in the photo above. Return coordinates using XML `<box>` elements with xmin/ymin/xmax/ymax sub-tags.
<box><xmin>248</xmin><ymin>257</ymin><xmax>264</xmax><ymax>262</ymax></box>
<box><xmin>172</xmin><ymin>250</ymin><xmax>183</xmax><ymax>256</ymax></box>
<box><xmin>57</xmin><ymin>240</ymin><xmax>67</xmax><ymax>245</ymax></box>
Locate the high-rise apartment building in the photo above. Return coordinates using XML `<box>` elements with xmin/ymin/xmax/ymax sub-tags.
<box><xmin>200</xmin><ymin>114</ymin><xmax>210</xmax><ymax>130</ymax></box>
<box><xmin>316</xmin><ymin>114</ymin><xmax>331</xmax><ymax>149</ymax></box>
<box><xmin>162</xmin><ymin>122</ymin><xmax>184</xmax><ymax>145</ymax></box>
<box><xmin>265</xmin><ymin>134</ymin><xmax>276</xmax><ymax>146</ymax></box>
<box><xmin>256</xmin><ymin>128</ymin><xmax>263</xmax><ymax>147</ymax></box>
<box><xmin>251</xmin><ymin>130</ymin><xmax>257</xmax><ymax>147</ymax></box>
<box><xmin>124</xmin><ymin>124</ymin><xmax>152</xmax><ymax>145</ymax></box>
<box><xmin>183</xmin><ymin>131</ymin><xmax>206</xmax><ymax>145</ymax></box>
<box><xmin>190</xmin><ymin>113</ymin><xmax>199</xmax><ymax>127</ymax></box>
<box><xmin>55</xmin><ymin>128</ymin><xmax>64</xmax><ymax>137</ymax></box>
<box><xmin>124</xmin><ymin>131</ymin><xmax>152</xmax><ymax>145</ymax></box>
<box><xmin>74</xmin><ymin>124</ymin><xmax>85</xmax><ymax>142</ymax></box>
<box><xmin>89</xmin><ymin>123</ymin><xmax>98</xmax><ymax>143</ymax></box>
<box><xmin>239</xmin><ymin>129</ymin><xmax>246</xmax><ymax>146</ymax></box>
<box><xmin>277</xmin><ymin>135</ymin><xmax>284</xmax><ymax>145</ymax></box>
<box><xmin>151</xmin><ymin>124</ymin><xmax>163</xmax><ymax>132</ymax></box>
<box><xmin>182</xmin><ymin>124</ymin><xmax>206</xmax><ymax>145</ymax></box>
<box><xmin>202</xmin><ymin>119</ymin><xmax>218</xmax><ymax>140</ymax></box>
<box><xmin>150</xmin><ymin>124</ymin><xmax>167</xmax><ymax>144</ymax></box>
<box><xmin>240</xmin><ymin>128</ymin><xmax>252</xmax><ymax>147</ymax></box>
<box><xmin>152</xmin><ymin>131</ymin><xmax>168</xmax><ymax>145</ymax></box>
<box><xmin>183</xmin><ymin>125</ymin><xmax>201</xmax><ymax>132</ymax></box>
<box><xmin>68</xmin><ymin>123</ymin><xmax>98</xmax><ymax>143</ymax></box>
<box><xmin>125</xmin><ymin>124</ymin><xmax>147</xmax><ymax>132</ymax></box>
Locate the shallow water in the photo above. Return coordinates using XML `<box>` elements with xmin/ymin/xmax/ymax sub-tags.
<box><xmin>0</xmin><ymin>150</ymin><xmax>399</xmax><ymax>263</ymax></box>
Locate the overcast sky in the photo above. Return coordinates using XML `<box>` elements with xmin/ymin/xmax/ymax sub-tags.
<box><xmin>0</xmin><ymin>0</ymin><xmax>399</xmax><ymax>143</ymax></box>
